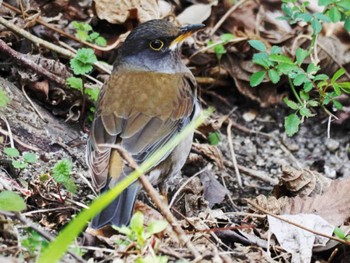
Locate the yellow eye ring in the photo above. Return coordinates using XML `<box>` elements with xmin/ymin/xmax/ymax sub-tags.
<box><xmin>149</xmin><ymin>39</ymin><xmax>164</xmax><ymax>51</ymax></box>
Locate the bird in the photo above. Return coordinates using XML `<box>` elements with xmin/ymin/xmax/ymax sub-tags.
<box><xmin>86</xmin><ymin>19</ymin><xmax>204</xmax><ymax>229</ymax></box>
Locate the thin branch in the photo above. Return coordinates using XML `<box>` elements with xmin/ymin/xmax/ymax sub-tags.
<box><xmin>0</xmin><ymin>16</ymin><xmax>111</xmax><ymax>74</ymax></box>
<box><xmin>0</xmin><ymin>127</ymin><xmax>40</xmax><ymax>151</ymax></box>
<box><xmin>99</xmin><ymin>144</ymin><xmax>202</xmax><ymax>260</ymax></box>
<box><xmin>246</xmin><ymin>199</ymin><xmax>350</xmax><ymax>246</ymax></box>
<box><xmin>21</xmin><ymin>84</ymin><xmax>47</xmax><ymax>122</ymax></box>
<box><xmin>227</xmin><ymin>119</ymin><xmax>243</xmax><ymax>188</ymax></box>
<box><xmin>210</xmin><ymin>0</ymin><xmax>248</xmax><ymax>36</ymax></box>
<box><xmin>0</xmin><ymin>38</ymin><xmax>66</xmax><ymax>86</ymax></box>
<box><xmin>1</xmin><ymin>116</ymin><xmax>14</xmax><ymax>148</ymax></box>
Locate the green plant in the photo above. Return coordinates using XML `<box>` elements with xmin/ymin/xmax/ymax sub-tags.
<box><xmin>21</xmin><ymin>229</ymin><xmax>49</xmax><ymax>258</ymax></box>
<box><xmin>3</xmin><ymin>147</ymin><xmax>38</xmax><ymax>169</ymax></box>
<box><xmin>114</xmin><ymin>212</ymin><xmax>168</xmax><ymax>254</ymax></box>
<box><xmin>249</xmin><ymin>0</ymin><xmax>350</xmax><ymax>136</ymax></box>
<box><xmin>208</xmin><ymin>131</ymin><xmax>221</xmax><ymax>145</ymax></box>
<box><xmin>208</xmin><ymin>33</ymin><xmax>235</xmax><ymax>60</ymax></box>
<box><xmin>0</xmin><ymin>190</ymin><xmax>26</xmax><ymax>212</ymax></box>
<box><xmin>72</xmin><ymin>21</ymin><xmax>107</xmax><ymax>47</ymax></box>
<box><xmin>52</xmin><ymin>159</ymin><xmax>76</xmax><ymax>194</ymax></box>
<box><xmin>67</xmin><ymin>48</ymin><xmax>99</xmax><ymax>120</ymax></box>
<box><xmin>334</xmin><ymin>227</ymin><xmax>350</xmax><ymax>241</ymax></box>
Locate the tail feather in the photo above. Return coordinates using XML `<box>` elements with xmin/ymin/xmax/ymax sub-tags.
<box><xmin>91</xmin><ymin>181</ymin><xmax>139</xmax><ymax>228</ymax></box>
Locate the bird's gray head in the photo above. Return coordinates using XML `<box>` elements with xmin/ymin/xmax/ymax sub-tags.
<box><xmin>116</xmin><ymin>19</ymin><xmax>204</xmax><ymax>73</ymax></box>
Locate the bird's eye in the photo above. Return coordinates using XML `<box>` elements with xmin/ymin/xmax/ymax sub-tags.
<box><xmin>149</xmin><ymin>39</ymin><xmax>164</xmax><ymax>51</ymax></box>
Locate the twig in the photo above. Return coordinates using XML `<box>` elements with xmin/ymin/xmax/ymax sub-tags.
<box><xmin>327</xmin><ymin>115</ymin><xmax>332</xmax><ymax>139</ymax></box>
<box><xmin>1</xmin><ymin>116</ymin><xmax>14</xmax><ymax>148</ymax></box>
<box><xmin>235</xmin><ymin>164</ymin><xmax>278</xmax><ymax>185</ymax></box>
<box><xmin>227</xmin><ymin>119</ymin><xmax>243</xmax><ymax>188</ymax></box>
<box><xmin>0</xmin><ymin>127</ymin><xmax>39</xmax><ymax>151</ymax></box>
<box><xmin>169</xmin><ymin>166</ymin><xmax>208</xmax><ymax>208</ymax></box>
<box><xmin>210</xmin><ymin>0</ymin><xmax>248</xmax><ymax>36</ymax></box>
<box><xmin>23</xmin><ymin>206</ymin><xmax>77</xmax><ymax>216</ymax></box>
<box><xmin>21</xmin><ymin>84</ymin><xmax>47</xmax><ymax>122</ymax></box>
<box><xmin>246</xmin><ymin>199</ymin><xmax>350</xmax><ymax>246</ymax></box>
<box><xmin>0</xmin><ymin>210</ymin><xmax>84</xmax><ymax>262</ymax></box>
<box><xmin>0</xmin><ymin>39</ymin><xmax>66</xmax><ymax>86</ymax></box>
<box><xmin>2</xmin><ymin>2</ymin><xmax>120</xmax><ymax>52</ymax></box>
<box><xmin>102</xmin><ymin>145</ymin><xmax>202</xmax><ymax>260</ymax></box>
<box><xmin>0</xmin><ymin>16</ymin><xmax>111</xmax><ymax>74</ymax></box>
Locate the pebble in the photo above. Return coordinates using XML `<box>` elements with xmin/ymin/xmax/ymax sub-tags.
<box><xmin>325</xmin><ymin>138</ymin><xmax>340</xmax><ymax>152</ymax></box>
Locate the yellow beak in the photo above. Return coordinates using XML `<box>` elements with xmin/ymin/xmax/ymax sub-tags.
<box><xmin>170</xmin><ymin>24</ymin><xmax>205</xmax><ymax>49</ymax></box>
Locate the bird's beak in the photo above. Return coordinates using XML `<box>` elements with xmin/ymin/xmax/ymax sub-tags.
<box><xmin>169</xmin><ymin>24</ymin><xmax>205</xmax><ymax>50</ymax></box>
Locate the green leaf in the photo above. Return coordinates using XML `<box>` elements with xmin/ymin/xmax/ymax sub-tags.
<box><xmin>283</xmin><ymin>97</ymin><xmax>299</xmax><ymax>110</ymax></box>
<box><xmin>345</xmin><ymin>17</ymin><xmax>350</xmax><ymax>32</ymax></box>
<box><xmin>130</xmin><ymin>211</ymin><xmax>144</xmax><ymax>234</ymax></box>
<box><xmin>147</xmin><ymin>220</ymin><xmax>168</xmax><ymax>235</ymax></box>
<box><xmin>0</xmin><ymin>191</ymin><xmax>26</xmax><ymax>212</ymax></box>
<box><xmin>311</xmin><ymin>18</ymin><xmax>322</xmax><ymax>34</ymax></box>
<box><xmin>295</xmin><ymin>13</ymin><xmax>313</xmax><ymax>22</ymax></box>
<box><xmin>62</xmin><ymin>178</ymin><xmax>77</xmax><ymax>194</ymax></box>
<box><xmin>70</xmin><ymin>48</ymin><xmax>97</xmax><ymax>75</ymax></box>
<box><xmin>76</xmin><ymin>30</ymin><xmax>89</xmax><ymax>41</ymax></box>
<box><xmin>67</xmin><ymin>77</ymin><xmax>83</xmax><ymax>91</ymax></box>
<box><xmin>23</xmin><ymin>152</ymin><xmax>38</xmax><ymax>163</ymax></box>
<box><xmin>299</xmin><ymin>90</ymin><xmax>310</xmax><ymax>100</ymax></box>
<box><xmin>268</xmin><ymin>69</ymin><xmax>280</xmax><ymax>84</ymax></box>
<box><xmin>269</xmin><ymin>54</ymin><xmax>294</xmax><ymax>64</ymax></box>
<box><xmin>88</xmin><ymin>32</ymin><xmax>99</xmax><ymax>41</ymax></box>
<box><xmin>0</xmin><ymin>88</ymin><xmax>9</xmax><ymax>108</ymax></box>
<box><xmin>331</xmin><ymin>68</ymin><xmax>345</xmax><ymax>83</ymax></box>
<box><xmin>303</xmin><ymin>82</ymin><xmax>313</xmax><ymax>92</ymax></box>
<box><xmin>338</xmin><ymin>0</ymin><xmax>350</xmax><ymax>10</ymax></box>
<box><xmin>299</xmin><ymin>107</ymin><xmax>314</xmax><ymax>117</ymax></box>
<box><xmin>313</xmin><ymin>74</ymin><xmax>329</xmax><ymax>81</ymax></box>
<box><xmin>318</xmin><ymin>0</ymin><xmax>333</xmax><ymax>7</ymax></box>
<box><xmin>285</xmin><ymin>113</ymin><xmax>301</xmax><ymax>136</ymax></box>
<box><xmin>220</xmin><ymin>33</ymin><xmax>235</xmax><ymax>43</ymax></box>
<box><xmin>12</xmin><ymin>160</ymin><xmax>27</xmax><ymax>169</ymax></box>
<box><xmin>270</xmin><ymin>45</ymin><xmax>282</xmax><ymax>54</ymax></box>
<box><xmin>250</xmin><ymin>71</ymin><xmax>266</xmax><ymax>87</ymax></box>
<box><xmin>113</xmin><ymin>225</ymin><xmax>132</xmax><ymax>236</ymax></box>
<box><xmin>306</xmin><ymin>63</ymin><xmax>320</xmax><ymax>75</ymax></box>
<box><xmin>333</xmin><ymin>83</ymin><xmax>341</xmax><ymax>95</ymax></box>
<box><xmin>208</xmin><ymin>131</ymin><xmax>221</xmax><ymax>145</ymax></box>
<box><xmin>52</xmin><ymin>159</ymin><xmax>72</xmax><ymax>183</ymax></box>
<box><xmin>277</xmin><ymin>63</ymin><xmax>298</xmax><ymax>74</ymax></box>
<box><xmin>314</xmin><ymin>13</ymin><xmax>331</xmax><ymax>22</ymax></box>
<box><xmin>308</xmin><ymin>100</ymin><xmax>319</xmax><ymax>107</ymax></box>
<box><xmin>329</xmin><ymin>6</ymin><xmax>341</xmax><ymax>22</ymax></box>
<box><xmin>85</xmin><ymin>87</ymin><xmax>99</xmax><ymax>102</ymax></box>
<box><xmin>295</xmin><ymin>48</ymin><xmax>308</xmax><ymax>66</ymax></box>
<box><xmin>248</xmin><ymin>40</ymin><xmax>266</xmax><ymax>52</ymax></box>
<box><xmin>334</xmin><ymin>227</ymin><xmax>346</xmax><ymax>239</ymax></box>
<box><xmin>72</xmin><ymin>21</ymin><xmax>92</xmax><ymax>32</ymax></box>
<box><xmin>4</xmin><ymin>147</ymin><xmax>20</xmax><ymax>158</ymax></box>
<box><xmin>293</xmin><ymin>74</ymin><xmax>308</xmax><ymax>86</ymax></box>
<box><xmin>95</xmin><ymin>36</ymin><xmax>107</xmax><ymax>47</ymax></box>
<box><xmin>213</xmin><ymin>44</ymin><xmax>226</xmax><ymax>59</ymax></box>
<box><xmin>333</xmin><ymin>100</ymin><xmax>343</xmax><ymax>110</ymax></box>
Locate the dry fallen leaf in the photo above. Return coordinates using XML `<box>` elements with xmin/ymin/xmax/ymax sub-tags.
<box><xmin>176</xmin><ymin>3</ymin><xmax>214</xmax><ymax>25</ymax></box>
<box><xmin>192</xmin><ymin>143</ymin><xmax>224</xmax><ymax>169</ymax></box>
<box><xmin>282</xmin><ymin>177</ymin><xmax>350</xmax><ymax>226</ymax></box>
<box><xmin>93</xmin><ymin>0</ymin><xmax>160</xmax><ymax>24</ymax></box>
<box><xmin>268</xmin><ymin>214</ymin><xmax>334</xmax><ymax>263</ymax></box>
<box><xmin>200</xmin><ymin>170</ymin><xmax>228</xmax><ymax>208</ymax></box>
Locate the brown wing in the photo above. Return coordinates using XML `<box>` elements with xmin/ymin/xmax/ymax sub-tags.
<box><xmin>86</xmin><ymin>70</ymin><xmax>196</xmax><ymax>191</ymax></box>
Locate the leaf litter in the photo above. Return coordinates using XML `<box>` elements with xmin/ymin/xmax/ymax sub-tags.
<box><xmin>0</xmin><ymin>0</ymin><xmax>349</xmax><ymax>262</ymax></box>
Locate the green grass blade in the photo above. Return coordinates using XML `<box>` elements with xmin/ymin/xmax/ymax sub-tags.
<box><xmin>37</xmin><ymin>109</ymin><xmax>213</xmax><ymax>263</ymax></box>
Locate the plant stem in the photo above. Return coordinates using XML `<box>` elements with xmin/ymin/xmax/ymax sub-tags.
<box><xmin>288</xmin><ymin>77</ymin><xmax>303</xmax><ymax>105</ymax></box>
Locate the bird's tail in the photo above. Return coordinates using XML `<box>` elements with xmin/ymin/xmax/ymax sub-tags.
<box><xmin>91</xmin><ymin>181</ymin><xmax>140</xmax><ymax>229</ymax></box>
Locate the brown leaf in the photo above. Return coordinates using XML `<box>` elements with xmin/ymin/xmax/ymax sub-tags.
<box><xmin>192</xmin><ymin>143</ymin><xmax>224</xmax><ymax>169</ymax></box>
<box><xmin>93</xmin><ymin>0</ymin><xmax>160</xmax><ymax>24</ymax></box>
<box><xmin>177</xmin><ymin>4</ymin><xmax>213</xmax><ymax>25</ymax></box>
<box><xmin>282</xmin><ymin>177</ymin><xmax>350</xmax><ymax>226</ymax></box>
<box><xmin>200</xmin><ymin>170</ymin><xmax>228</xmax><ymax>208</ymax></box>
